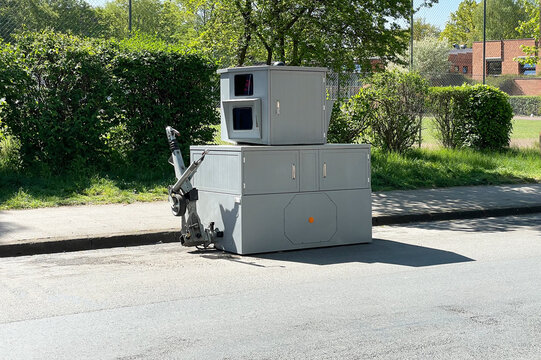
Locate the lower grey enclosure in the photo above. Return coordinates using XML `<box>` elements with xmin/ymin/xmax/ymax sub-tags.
<box><xmin>191</xmin><ymin>144</ymin><xmax>372</xmax><ymax>254</ymax></box>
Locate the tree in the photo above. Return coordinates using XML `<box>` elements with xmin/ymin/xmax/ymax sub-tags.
<box><xmin>412</xmin><ymin>17</ymin><xmax>441</xmax><ymax>41</ymax></box>
<box><xmin>222</xmin><ymin>0</ymin><xmax>439</xmax><ymax>72</ymax></box>
<box><xmin>440</xmin><ymin>0</ymin><xmax>478</xmax><ymax>47</ymax></box>
<box><xmin>516</xmin><ymin>0</ymin><xmax>539</xmax><ymax>65</ymax></box>
<box><xmin>98</xmin><ymin>0</ymin><xmax>196</xmax><ymax>42</ymax></box>
<box><xmin>411</xmin><ymin>37</ymin><xmax>451</xmax><ymax>80</ymax></box>
<box><xmin>391</xmin><ymin>36</ymin><xmax>451</xmax><ymax>82</ymax></box>
<box><xmin>441</xmin><ymin>0</ymin><xmax>528</xmax><ymax>46</ymax></box>
<box><xmin>472</xmin><ymin>0</ymin><xmax>527</xmax><ymax>41</ymax></box>
<box><xmin>0</xmin><ymin>0</ymin><xmax>105</xmax><ymax>42</ymax></box>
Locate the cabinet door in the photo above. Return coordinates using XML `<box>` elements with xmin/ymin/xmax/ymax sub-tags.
<box><xmin>243</xmin><ymin>150</ymin><xmax>299</xmax><ymax>195</ymax></box>
<box><xmin>319</xmin><ymin>149</ymin><xmax>369</xmax><ymax>191</ymax></box>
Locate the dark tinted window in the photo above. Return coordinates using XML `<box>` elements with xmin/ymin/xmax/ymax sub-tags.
<box><xmin>233</xmin><ymin>107</ymin><xmax>253</xmax><ymax>130</ymax></box>
<box><xmin>486</xmin><ymin>60</ymin><xmax>502</xmax><ymax>75</ymax></box>
<box><xmin>234</xmin><ymin>74</ymin><xmax>254</xmax><ymax>96</ymax></box>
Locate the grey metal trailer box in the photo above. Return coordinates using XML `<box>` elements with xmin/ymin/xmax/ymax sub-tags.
<box><xmin>190</xmin><ymin>144</ymin><xmax>372</xmax><ymax>254</ymax></box>
<box><xmin>218</xmin><ymin>66</ymin><xmax>332</xmax><ymax>146</ymax></box>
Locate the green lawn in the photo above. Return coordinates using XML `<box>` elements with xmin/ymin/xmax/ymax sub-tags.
<box><xmin>372</xmin><ymin>147</ymin><xmax>541</xmax><ymax>191</ymax></box>
<box><xmin>1</xmin><ymin>146</ymin><xmax>540</xmax><ymax>210</ymax></box>
<box><xmin>1</xmin><ymin>122</ymin><xmax>540</xmax><ymax>210</ymax></box>
<box><xmin>422</xmin><ymin>117</ymin><xmax>541</xmax><ymax>146</ymax></box>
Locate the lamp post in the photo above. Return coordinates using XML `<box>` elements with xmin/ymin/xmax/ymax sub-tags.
<box><xmin>410</xmin><ymin>0</ymin><xmax>414</xmax><ymax>71</ymax></box>
<box><xmin>482</xmin><ymin>0</ymin><xmax>486</xmax><ymax>84</ymax></box>
<box><xmin>129</xmin><ymin>0</ymin><xmax>132</xmax><ymax>34</ymax></box>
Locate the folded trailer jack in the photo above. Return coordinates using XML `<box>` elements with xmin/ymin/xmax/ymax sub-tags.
<box><xmin>166</xmin><ymin>126</ymin><xmax>222</xmax><ymax>248</ymax></box>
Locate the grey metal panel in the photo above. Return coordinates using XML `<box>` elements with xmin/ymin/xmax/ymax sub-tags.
<box><xmin>242</xmin><ymin>150</ymin><xmax>299</xmax><ymax>195</ymax></box>
<box><xmin>219</xmin><ymin>66</ymin><xmax>329</xmax><ymax>145</ymax></box>
<box><xmin>319</xmin><ymin>148</ymin><xmax>369</xmax><ymax>191</ymax></box>
<box><xmin>325</xmin><ymin>189</ymin><xmax>372</xmax><ymax>245</ymax></box>
<box><xmin>221</xmin><ymin>69</ymin><xmax>270</xmax><ymax>145</ymax></box>
<box><xmin>299</xmin><ymin>150</ymin><xmax>318</xmax><ymax>192</ymax></box>
<box><xmin>218</xmin><ymin>65</ymin><xmax>328</xmax><ymax>74</ymax></box>
<box><xmin>219</xmin><ymin>76</ymin><xmax>230</xmax><ymax>142</ymax></box>
<box><xmin>195</xmin><ymin>191</ymin><xmax>243</xmax><ymax>254</ymax></box>
<box><xmin>270</xmin><ymin>70</ymin><xmax>325</xmax><ymax>144</ymax></box>
<box><xmin>284</xmin><ymin>193</ymin><xmax>337</xmax><ymax>244</ymax></box>
<box><xmin>192</xmin><ymin>144</ymin><xmax>370</xmax><ymax>152</ymax></box>
<box><xmin>222</xmin><ymin>98</ymin><xmax>262</xmax><ymax>140</ymax></box>
<box><xmin>191</xmin><ymin>150</ymin><xmax>242</xmax><ymax>195</ymax></box>
<box><xmin>190</xmin><ymin>144</ymin><xmax>372</xmax><ymax>255</ymax></box>
<box><xmin>237</xmin><ymin>190</ymin><xmax>371</xmax><ymax>254</ymax></box>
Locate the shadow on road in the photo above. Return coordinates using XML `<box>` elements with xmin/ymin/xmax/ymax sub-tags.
<box><xmin>251</xmin><ymin>239</ymin><xmax>474</xmax><ymax>267</ymax></box>
<box><xmin>0</xmin><ymin>213</ymin><xmax>31</xmax><ymax>244</ymax></box>
<box><xmin>401</xmin><ymin>214</ymin><xmax>541</xmax><ymax>233</ymax></box>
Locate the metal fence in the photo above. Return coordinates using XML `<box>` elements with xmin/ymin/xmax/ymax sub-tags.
<box><xmin>1</xmin><ymin>0</ymin><xmax>540</xmax><ymax>97</ymax></box>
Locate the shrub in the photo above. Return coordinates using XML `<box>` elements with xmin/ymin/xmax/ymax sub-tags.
<box><xmin>0</xmin><ymin>31</ymin><xmax>117</xmax><ymax>172</ymax></box>
<box><xmin>0</xmin><ymin>31</ymin><xmax>219</xmax><ymax>173</ymax></box>
<box><xmin>327</xmin><ymin>89</ymin><xmax>371</xmax><ymax>144</ymax></box>
<box><xmin>110</xmin><ymin>36</ymin><xmax>219</xmax><ymax>169</ymax></box>
<box><xmin>509</xmin><ymin>96</ymin><xmax>541</xmax><ymax>116</ymax></box>
<box><xmin>482</xmin><ymin>75</ymin><xmax>519</xmax><ymax>95</ymax></box>
<box><xmin>428</xmin><ymin>84</ymin><xmax>513</xmax><ymax>151</ymax></box>
<box><xmin>367</xmin><ymin>71</ymin><xmax>428</xmax><ymax>153</ymax></box>
<box><xmin>427</xmin><ymin>86</ymin><xmax>470</xmax><ymax>149</ymax></box>
<box><xmin>463</xmin><ymin>84</ymin><xmax>513</xmax><ymax>150</ymax></box>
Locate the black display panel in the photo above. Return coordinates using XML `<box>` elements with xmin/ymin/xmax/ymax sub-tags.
<box><xmin>232</xmin><ymin>107</ymin><xmax>253</xmax><ymax>130</ymax></box>
<box><xmin>234</xmin><ymin>74</ymin><xmax>254</xmax><ymax>96</ymax></box>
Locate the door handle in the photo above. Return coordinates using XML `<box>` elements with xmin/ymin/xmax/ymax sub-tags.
<box><xmin>323</xmin><ymin>162</ymin><xmax>327</xmax><ymax>178</ymax></box>
<box><xmin>292</xmin><ymin>164</ymin><xmax>296</xmax><ymax>179</ymax></box>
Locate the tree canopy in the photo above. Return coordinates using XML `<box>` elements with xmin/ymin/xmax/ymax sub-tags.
<box><xmin>440</xmin><ymin>0</ymin><xmax>478</xmax><ymax>47</ymax></box>
<box><xmin>1</xmin><ymin>0</ymin><xmax>440</xmax><ymax>72</ymax></box>
<box><xmin>515</xmin><ymin>0</ymin><xmax>540</xmax><ymax>65</ymax></box>
<box><xmin>440</xmin><ymin>0</ymin><xmax>528</xmax><ymax>46</ymax></box>
<box><xmin>412</xmin><ymin>18</ymin><xmax>441</xmax><ymax>41</ymax></box>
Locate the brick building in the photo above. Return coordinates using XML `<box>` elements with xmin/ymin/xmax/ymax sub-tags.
<box><xmin>448</xmin><ymin>47</ymin><xmax>472</xmax><ymax>76</ymax></box>
<box><xmin>448</xmin><ymin>38</ymin><xmax>541</xmax><ymax>95</ymax></box>
<box><xmin>472</xmin><ymin>38</ymin><xmax>538</xmax><ymax>79</ymax></box>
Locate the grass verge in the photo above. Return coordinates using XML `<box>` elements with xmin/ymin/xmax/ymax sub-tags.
<box><xmin>0</xmin><ymin>170</ymin><xmax>173</xmax><ymax>210</ymax></box>
<box><xmin>422</xmin><ymin>117</ymin><xmax>541</xmax><ymax>145</ymax></box>
<box><xmin>372</xmin><ymin>147</ymin><xmax>541</xmax><ymax>191</ymax></box>
<box><xmin>1</xmin><ymin>147</ymin><xmax>539</xmax><ymax>210</ymax></box>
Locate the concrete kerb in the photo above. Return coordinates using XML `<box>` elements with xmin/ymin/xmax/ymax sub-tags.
<box><xmin>2</xmin><ymin>205</ymin><xmax>541</xmax><ymax>258</ymax></box>
<box><xmin>0</xmin><ymin>230</ymin><xmax>180</xmax><ymax>258</ymax></box>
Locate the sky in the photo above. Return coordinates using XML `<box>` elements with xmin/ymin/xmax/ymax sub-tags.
<box><xmin>89</xmin><ymin>0</ymin><xmax>461</xmax><ymax>30</ymax></box>
<box><xmin>415</xmin><ymin>0</ymin><xmax>461</xmax><ymax>30</ymax></box>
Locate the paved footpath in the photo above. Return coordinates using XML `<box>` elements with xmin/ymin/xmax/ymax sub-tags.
<box><xmin>0</xmin><ymin>183</ymin><xmax>540</xmax><ymax>257</ymax></box>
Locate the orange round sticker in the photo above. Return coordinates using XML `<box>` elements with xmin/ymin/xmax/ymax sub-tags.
<box><xmin>308</xmin><ymin>217</ymin><xmax>314</xmax><ymax>223</ymax></box>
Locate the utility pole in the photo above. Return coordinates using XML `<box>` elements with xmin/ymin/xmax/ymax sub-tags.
<box><xmin>482</xmin><ymin>0</ymin><xmax>486</xmax><ymax>84</ymax></box>
<box><xmin>410</xmin><ymin>0</ymin><xmax>414</xmax><ymax>71</ymax></box>
<box><xmin>129</xmin><ymin>0</ymin><xmax>133</xmax><ymax>34</ymax></box>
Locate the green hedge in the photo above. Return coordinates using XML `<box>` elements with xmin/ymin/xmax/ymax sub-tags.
<box><xmin>509</xmin><ymin>96</ymin><xmax>541</xmax><ymax>116</ymax></box>
<box><xmin>427</xmin><ymin>86</ymin><xmax>470</xmax><ymax>149</ymax></box>
<box><xmin>427</xmin><ymin>84</ymin><xmax>513</xmax><ymax>150</ymax></box>
<box><xmin>0</xmin><ymin>31</ymin><xmax>219</xmax><ymax>173</ymax></box>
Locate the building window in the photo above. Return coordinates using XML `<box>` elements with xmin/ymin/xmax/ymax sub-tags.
<box><xmin>454</xmin><ymin>66</ymin><xmax>459</xmax><ymax>72</ymax></box>
<box><xmin>486</xmin><ymin>60</ymin><xmax>502</xmax><ymax>75</ymax></box>
<box><xmin>462</xmin><ymin>66</ymin><xmax>468</xmax><ymax>74</ymax></box>
<box><xmin>519</xmin><ymin>63</ymin><xmax>536</xmax><ymax>76</ymax></box>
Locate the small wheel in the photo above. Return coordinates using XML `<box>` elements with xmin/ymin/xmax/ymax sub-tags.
<box><xmin>169</xmin><ymin>194</ymin><xmax>186</xmax><ymax>216</ymax></box>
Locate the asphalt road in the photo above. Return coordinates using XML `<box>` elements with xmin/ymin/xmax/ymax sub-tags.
<box><xmin>1</xmin><ymin>214</ymin><xmax>541</xmax><ymax>359</ymax></box>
